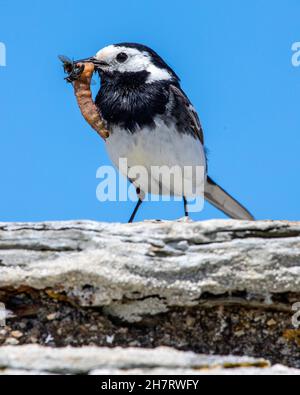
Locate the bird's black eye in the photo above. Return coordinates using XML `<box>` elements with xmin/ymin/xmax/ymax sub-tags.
<box><xmin>116</xmin><ymin>52</ymin><xmax>128</xmax><ymax>63</ymax></box>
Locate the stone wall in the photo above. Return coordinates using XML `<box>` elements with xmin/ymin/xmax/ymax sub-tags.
<box><xmin>0</xmin><ymin>219</ymin><xmax>299</xmax><ymax>374</ymax></box>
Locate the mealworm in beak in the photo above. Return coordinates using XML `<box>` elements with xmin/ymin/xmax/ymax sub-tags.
<box><xmin>72</xmin><ymin>62</ymin><xmax>109</xmax><ymax>141</ymax></box>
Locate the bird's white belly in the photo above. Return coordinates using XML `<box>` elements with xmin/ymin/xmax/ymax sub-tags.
<box><xmin>105</xmin><ymin>118</ymin><xmax>207</xmax><ymax>197</ymax></box>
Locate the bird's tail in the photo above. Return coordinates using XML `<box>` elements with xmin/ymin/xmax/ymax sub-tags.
<box><xmin>205</xmin><ymin>176</ymin><xmax>254</xmax><ymax>220</ymax></box>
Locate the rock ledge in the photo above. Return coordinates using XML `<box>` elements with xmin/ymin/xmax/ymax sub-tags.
<box><xmin>0</xmin><ymin>220</ymin><xmax>299</xmax><ymax>372</ymax></box>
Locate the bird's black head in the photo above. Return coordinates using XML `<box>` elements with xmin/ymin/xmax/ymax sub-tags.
<box><xmin>77</xmin><ymin>43</ymin><xmax>179</xmax><ymax>83</ymax></box>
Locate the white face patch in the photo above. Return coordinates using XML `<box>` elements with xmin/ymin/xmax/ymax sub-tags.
<box><xmin>95</xmin><ymin>45</ymin><xmax>172</xmax><ymax>83</ymax></box>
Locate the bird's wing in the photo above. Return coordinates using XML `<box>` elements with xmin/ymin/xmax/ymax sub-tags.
<box><xmin>169</xmin><ymin>84</ymin><xmax>204</xmax><ymax>145</ymax></box>
<box><xmin>205</xmin><ymin>176</ymin><xmax>255</xmax><ymax>220</ymax></box>
<box><xmin>170</xmin><ymin>85</ymin><xmax>254</xmax><ymax>221</ymax></box>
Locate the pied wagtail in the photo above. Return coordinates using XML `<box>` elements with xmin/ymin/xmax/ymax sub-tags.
<box><xmin>77</xmin><ymin>43</ymin><xmax>254</xmax><ymax>222</ymax></box>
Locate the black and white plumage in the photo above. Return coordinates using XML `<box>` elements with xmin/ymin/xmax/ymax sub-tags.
<box><xmin>81</xmin><ymin>43</ymin><xmax>254</xmax><ymax>221</ymax></box>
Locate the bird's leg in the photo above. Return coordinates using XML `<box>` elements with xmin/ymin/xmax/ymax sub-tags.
<box><xmin>183</xmin><ymin>196</ymin><xmax>189</xmax><ymax>218</ymax></box>
<box><xmin>128</xmin><ymin>198</ymin><xmax>143</xmax><ymax>223</ymax></box>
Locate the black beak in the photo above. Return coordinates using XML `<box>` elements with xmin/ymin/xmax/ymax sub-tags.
<box><xmin>74</xmin><ymin>57</ymin><xmax>108</xmax><ymax>69</ymax></box>
<box><xmin>74</xmin><ymin>56</ymin><xmax>95</xmax><ymax>63</ymax></box>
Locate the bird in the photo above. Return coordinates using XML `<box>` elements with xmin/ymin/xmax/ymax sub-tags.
<box><xmin>77</xmin><ymin>43</ymin><xmax>254</xmax><ymax>223</ymax></box>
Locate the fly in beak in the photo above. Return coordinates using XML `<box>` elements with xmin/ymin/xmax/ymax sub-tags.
<box><xmin>74</xmin><ymin>56</ymin><xmax>108</xmax><ymax>69</ymax></box>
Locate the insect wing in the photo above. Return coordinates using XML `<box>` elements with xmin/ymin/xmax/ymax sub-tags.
<box><xmin>58</xmin><ymin>55</ymin><xmax>72</xmax><ymax>65</ymax></box>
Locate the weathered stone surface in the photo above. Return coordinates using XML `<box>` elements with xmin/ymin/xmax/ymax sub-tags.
<box><xmin>1</xmin><ymin>220</ymin><xmax>300</xmax><ymax>316</ymax></box>
<box><xmin>90</xmin><ymin>365</ymin><xmax>300</xmax><ymax>376</ymax></box>
<box><xmin>0</xmin><ymin>345</ymin><xmax>269</xmax><ymax>374</ymax></box>
<box><xmin>0</xmin><ymin>220</ymin><xmax>300</xmax><ymax>372</ymax></box>
<box><xmin>0</xmin><ymin>369</ymin><xmax>52</xmax><ymax>375</ymax></box>
<box><xmin>0</xmin><ymin>345</ymin><xmax>298</xmax><ymax>375</ymax></box>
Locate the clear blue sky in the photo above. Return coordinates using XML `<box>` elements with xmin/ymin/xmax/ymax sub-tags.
<box><xmin>0</xmin><ymin>0</ymin><xmax>299</xmax><ymax>222</ymax></box>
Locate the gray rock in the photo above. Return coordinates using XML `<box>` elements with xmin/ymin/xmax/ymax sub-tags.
<box><xmin>1</xmin><ymin>219</ymin><xmax>300</xmax><ymax>373</ymax></box>
<box><xmin>0</xmin><ymin>219</ymin><xmax>300</xmax><ymax>321</ymax></box>
<box><xmin>90</xmin><ymin>365</ymin><xmax>300</xmax><ymax>376</ymax></box>
<box><xmin>0</xmin><ymin>345</ymin><xmax>298</xmax><ymax>375</ymax></box>
<box><xmin>0</xmin><ymin>369</ymin><xmax>52</xmax><ymax>375</ymax></box>
<box><xmin>0</xmin><ymin>345</ymin><xmax>271</xmax><ymax>375</ymax></box>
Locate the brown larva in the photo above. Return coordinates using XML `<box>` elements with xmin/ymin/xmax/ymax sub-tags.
<box><xmin>59</xmin><ymin>56</ymin><xmax>109</xmax><ymax>141</ymax></box>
